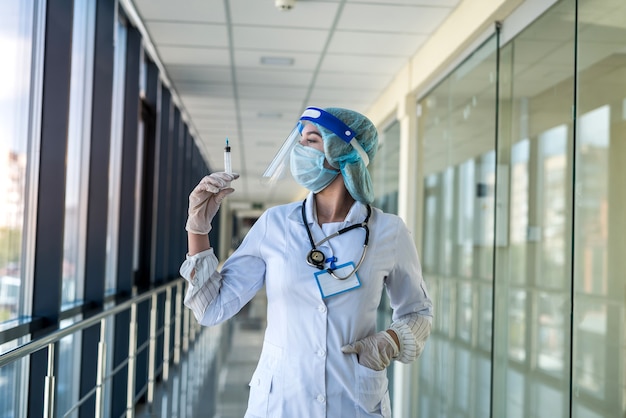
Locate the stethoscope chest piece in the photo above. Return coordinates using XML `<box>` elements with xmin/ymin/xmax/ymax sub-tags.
<box><xmin>306</xmin><ymin>249</ymin><xmax>326</xmax><ymax>269</ymax></box>
<box><xmin>301</xmin><ymin>198</ymin><xmax>371</xmax><ymax>279</ymax></box>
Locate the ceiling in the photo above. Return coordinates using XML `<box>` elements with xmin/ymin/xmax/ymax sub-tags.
<box><xmin>128</xmin><ymin>0</ymin><xmax>462</xmax><ymax>206</ymax></box>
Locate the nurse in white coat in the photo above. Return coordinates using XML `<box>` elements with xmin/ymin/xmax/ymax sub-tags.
<box><xmin>180</xmin><ymin>107</ymin><xmax>433</xmax><ymax>418</ymax></box>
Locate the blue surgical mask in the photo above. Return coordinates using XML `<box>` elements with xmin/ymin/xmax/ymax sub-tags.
<box><xmin>290</xmin><ymin>143</ymin><xmax>339</xmax><ymax>193</ymax></box>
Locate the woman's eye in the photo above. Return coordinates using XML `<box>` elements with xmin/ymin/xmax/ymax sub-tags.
<box><xmin>302</xmin><ymin>137</ymin><xmax>318</xmax><ymax>146</ymax></box>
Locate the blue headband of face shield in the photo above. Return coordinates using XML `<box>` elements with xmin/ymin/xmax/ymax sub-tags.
<box><xmin>261</xmin><ymin>107</ymin><xmax>369</xmax><ymax>184</ymax></box>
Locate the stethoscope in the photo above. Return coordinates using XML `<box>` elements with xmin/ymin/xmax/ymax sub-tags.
<box><xmin>301</xmin><ymin>198</ymin><xmax>371</xmax><ymax>280</ymax></box>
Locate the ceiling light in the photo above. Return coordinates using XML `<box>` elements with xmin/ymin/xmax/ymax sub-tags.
<box><xmin>260</xmin><ymin>56</ymin><xmax>294</xmax><ymax>66</ymax></box>
<box><xmin>275</xmin><ymin>0</ymin><xmax>296</xmax><ymax>11</ymax></box>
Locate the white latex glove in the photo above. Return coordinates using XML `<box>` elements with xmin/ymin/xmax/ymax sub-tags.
<box><xmin>341</xmin><ymin>330</ymin><xmax>400</xmax><ymax>371</ymax></box>
<box><xmin>185</xmin><ymin>172</ymin><xmax>239</xmax><ymax>235</ymax></box>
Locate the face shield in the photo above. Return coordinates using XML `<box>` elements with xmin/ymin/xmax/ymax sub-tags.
<box><xmin>261</xmin><ymin>107</ymin><xmax>370</xmax><ymax>184</ymax></box>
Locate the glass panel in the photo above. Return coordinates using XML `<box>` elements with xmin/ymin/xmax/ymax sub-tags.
<box><xmin>55</xmin><ymin>2</ymin><xmax>96</xmax><ymax>412</ymax></box>
<box><xmin>105</xmin><ymin>17</ymin><xmax>128</xmax><ymax>293</ymax></box>
<box><xmin>417</xmin><ymin>33</ymin><xmax>498</xmax><ymax>417</ymax></box>
<box><xmin>0</xmin><ymin>0</ymin><xmax>37</xmax><ymax>322</ymax></box>
<box><xmin>422</xmin><ymin>174</ymin><xmax>439</xmax><ymax>273</ymax></box>
<box><xmin>62</xmin><ymin>0</ymin><xmax>96</xmax><ymax>307</ymax></box>
<box><xmin>508</xmin><ymin>289</ymin><xmax>527</xmax><ymax>362</ymax></box>
<box><xmin>0</xmin><ymin>1</ymin><xmax>42</xmax><ymax>416</ymax></box>
<box><xmin>439</xmin><ymin>167</ymin><xmax>454</xmax><ymax>276</ymax></box>
<box><xmin>509</xmin><ymin>139</ymin><xmax>530</xmax><ymax>285</ymax></box>
<box><xmin>493</xmin><ymin>1</ymin><xmax>576</xmax><ymax>417</ymax></box>
<box><xmin>371</xmin><ymin>119</ymin><xmax>400</xmax><ymax>214</ymax></box>
<box><xmin>0</xmin><ymin>344</ymin><xmax>28</xmax><ymax>417</ymax></box>
<box><xmin>477</xmin><ymin>284</ymin><xmax>492</xmax><ymax>351</ymax></box>
<box><xmin>573</xmin><ymin>0</ymin><xmax>626</xmax><ymax>416</ymax></box>
<box><xmin>538</xmin><ymin>126</ymin><xmax>568</xmax><ymax>290</ymax></box>
<box><xmin>475</xmin><ymin>151</ymin><xmax>496</xmax><ymax>279</ymax></box>
<box><xmin>457</xmin><ymin>159</ymin><xmax>475</xmax><ymax>277</ymax></box>
<box><xmin>456</xmin><ymin>282</ymin><xmax>472</xmax><ymax>342</ymax></box>
<box><xmin>56</xmin><ymin>317</ymin><xmax>83</xmax><ymax>418</ymax></box>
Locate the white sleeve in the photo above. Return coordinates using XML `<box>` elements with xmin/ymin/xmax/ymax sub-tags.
<box><xmin>389</xmin><ymin>313</ymin><xmax>432</xmax><ymax>363</ymax></box>
<box><xmin>179</xmin><ymin>248</ymin><xmax>222</xmax><ymax>321</ymax></box>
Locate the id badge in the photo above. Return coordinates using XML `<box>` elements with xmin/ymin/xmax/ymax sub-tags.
<box><xmin>314</xmin><ymin>262</ymin><xmax>361</xmax><ymax>298</ymax></box>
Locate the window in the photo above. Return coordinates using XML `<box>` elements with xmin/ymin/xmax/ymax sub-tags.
<box><xmin>417</xmin><ymin>33</ymin><xmax>498</xmax><ymax>418</ymax></box>
<box><xmin>371</xmin><ymin>120</ymin><xmax>400</xmax><ymax>214</ymax></box>
<box><xmin>62</xmin><ymin>0</ymin><xmax>96</xmax><ymax>307</ymax></box>
<box><xmin>0</xmin><ymin>2</ymin><xmax>45</xmax><ymax>416</ymax></box>
<box><xmin>105</xmin><ymin>16</ymin><xmax>128</xmax><ymax>294</ymax></box>
<box><xmin>0</xmin><ymin>0</ymin><xmax>40</xmax><ymax>323</ymax></box>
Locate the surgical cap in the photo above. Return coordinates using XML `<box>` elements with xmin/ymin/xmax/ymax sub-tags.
<box><xmin>310</xmin><ymin>107</ymin><xmax>379</xmax><ymax>204</ymax></box>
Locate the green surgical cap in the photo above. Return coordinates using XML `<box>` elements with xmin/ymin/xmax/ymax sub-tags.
<box><xmin>311</xmin><ymin>107</ymin><xmax>379</xmax><ymax>204</ymax></box>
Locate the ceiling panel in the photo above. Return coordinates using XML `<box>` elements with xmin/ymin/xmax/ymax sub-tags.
<box><xmin>158</xmin><ymin>46</ymin><xmax>231</xmax><ymax>66</ymax></box>
<box><xmin>232</xmin><ymin>26</ymin><xmax>329</xmax><ymax>51</ymax></box>
<box><xmin>147</xmin><ymin>22</ymin><xmax>228</xmax><ymax>48</ymax></box>
<box><xmin>235</xmin><ymin>68</ymin><xmax>313</xmax><ymax>86</ymax></box>
<box><xmin>320</xmin><ymin>53</ymin><xmax>406</xmax><ymax>74</ymax></box>
<box><xmin>328</xmin><ymin>31</ymin><xmax>428</xmax><ymax>56</ymax></box>
<box><xmin>314</xmin><ymin>72</ymin><xmax>390</xmax><ymax>90</ymax></box>
<box><xmin>133</xmin><ymin>0</ymin><xmax>225</xmax><ymax>22</ymax></box>
<box><xmin>337</xmin><ymin>3</ymin><xmax>452</xmax><ymax>34</ymax></box>
<box><xmin>168</xmin><ymin>65</ymin><xmax>232</xmax><ymax>83</ymax></box>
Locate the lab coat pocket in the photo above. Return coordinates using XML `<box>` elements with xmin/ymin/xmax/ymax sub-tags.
<box><xmin>246</xmin><ymin>341</ymin><xmax>282</xmax><ymax>417</ymax></box>
<box><xmin>355</xmin><ymin>361</ymin><xmax>390</xmax><ymax>417</ymax></box>
<box><xmin>247</xmin><ymin>369</ymin><xmax>273</xmax><ymax>417</ymax></box>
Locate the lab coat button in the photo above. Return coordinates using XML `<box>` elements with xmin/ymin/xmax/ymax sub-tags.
<box><xmin>317</xmin><ymin>350</ymin><xmax>326</xmax><ymax>357</ymax></box>
<box><xmin>318</xmin><ymin>305</ymin><xmax>327</xmax><ymax>313</ymax></box>
<box><xmin>317</xmin><ymin>395</ymin><xmax>325</xmax><ymax>403</ymax></box>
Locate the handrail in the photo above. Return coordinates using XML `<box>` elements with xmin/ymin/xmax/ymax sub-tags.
<box><xmin>0</xmin><ymin>279</ymin><xmax>184</xmax><ymax>368</ymax></box>
<box><xmin>0</xmin><ymin>278</ymin><xmax>202</xmax><ymax>418</ymax></box>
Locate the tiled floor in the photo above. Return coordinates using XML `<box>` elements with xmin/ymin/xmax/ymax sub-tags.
<box><xmin>136</xmin><ymin>291</ymin><xmax>266</xmax><ymax>418</ymax></box>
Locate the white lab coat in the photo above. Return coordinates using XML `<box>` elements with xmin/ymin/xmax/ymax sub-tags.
<box><xmin>185</xmin><ymin>194</ymin><xmax>432</xmax><ymax>418</ymax></box>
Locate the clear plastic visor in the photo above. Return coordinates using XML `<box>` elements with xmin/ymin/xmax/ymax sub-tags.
<box><xmin>261</xmin><ymin>121</ymin><xmax>303</xmax><ymax>185</ymax></box>
<box><xmin>261</xmin><ymin>107</ymin><xmax>369</xmax><ymax>185</ymax></box>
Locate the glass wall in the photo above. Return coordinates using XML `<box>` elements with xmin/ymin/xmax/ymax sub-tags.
<box><xmin>0</xmin><ymin>0</ymin><xmax>205</xmax><ymax>416</ymax></box>
<box><xmin>493</xmin><ymin>1</ymin><xmax>576</xmax><ymax>416</ymax></box>
<box><xmin>62</xmin><ymin>0</ymin><xmax>96</xmax><ymax>308</ymax></box>
<box><xmin>572</xmin><ymin>0</ymin><xmax>626</xmax><ymax>415</ymax></box>
<box><xmin>371</xmin><ymin>119</ymin><xmax>401</xmax><ymax>214</ymax></box>
<box><xmin>417</xmin><ymin>33</ymin><xmax>498</xmax><ymax>418</ymax></box>
<box><xmin>416</xmin><ymin>0</ymin><xmax>626</xmax><ymax>416</ymax></box>
<box><xmin>0</xmin><ymin>1</ymin><xmax>43</xmax><ymax>416</ymax></box>
<box><xmin>105</xmin><ymin>15</ymin><xmax>128</xmax><ymax>294</ymax></box>
<box><xmin>0</xmin><ymin>0</ymin><xmax>40</xmax><ymax>324</ymax></box>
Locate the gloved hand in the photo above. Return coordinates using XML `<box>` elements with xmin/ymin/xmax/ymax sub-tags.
<box><xmin>185</xmin><ymin>172</ymin><xmax>239</xmax><ymax>235</ymax></box>
<box><xmin>341</xmin><ymin>330</ymin><xmax>399</xmax><ymax>371</ymax></box>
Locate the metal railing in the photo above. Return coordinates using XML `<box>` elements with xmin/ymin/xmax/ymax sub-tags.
<box><xmin>0</xmin><ymin>278</ymin><xmax>208</xmax><ymax>418</ymax></box>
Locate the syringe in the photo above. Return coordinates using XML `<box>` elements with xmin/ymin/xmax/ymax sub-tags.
<box><xmin>224</xmin><ymin>137</ymin><xmax>232</xmax><ymax>174</ymax></box>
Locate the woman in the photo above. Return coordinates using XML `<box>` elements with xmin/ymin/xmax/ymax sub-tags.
<box><xmin>180</xmin><ymin>107</ymin><xmax>433</xmax><ymax>418</ymax></box>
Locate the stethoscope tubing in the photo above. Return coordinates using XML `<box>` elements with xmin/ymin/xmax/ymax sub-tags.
<box><xmin>301</xmin><ymin>198</ymin><xmax>371</xmax><ymax>280</ymax></box>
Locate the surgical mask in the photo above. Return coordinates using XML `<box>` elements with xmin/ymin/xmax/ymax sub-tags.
<box><xmin>290</xmin><ymin>143</ymin><xmax>339</xmax><ymax>193</ymax></box>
